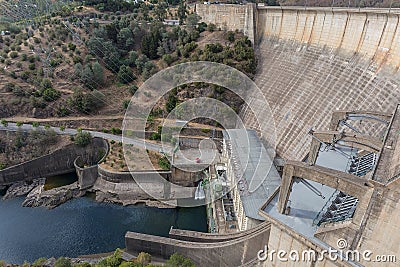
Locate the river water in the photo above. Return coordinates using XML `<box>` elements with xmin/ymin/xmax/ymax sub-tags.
<box><xmin>0</xmin><ymin>182</ymin><xmax>207</xmax><ymax>264</ymax></box>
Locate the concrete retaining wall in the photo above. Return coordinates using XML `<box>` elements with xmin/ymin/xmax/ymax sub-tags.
<box><xmin>125</xmin><ymin>222</ymin><xmax>271</xmax><ymax>266</ymax></box>
<box><xmin>75</xmin><ymin>138</ymin><xmax>109</xmax><ymax>190</ymax></box>
<box><xmin>98</xmin><ymin>165</ymin><xmax>171</xmax><ymax>183</ymax></box>
<box><xmin>96</xmin><ymin>165</ymin><xmax>196</xmax><ymax>201</ymax></box>
<box><xmin>0</xmin><ymin>138</ymin><xmax>107</xmax><ymax>185</ymax></box>
<box><xmin>196</xmin><ymin>3</ymin><xmax>256</xmax><ymax>44</ymax></box>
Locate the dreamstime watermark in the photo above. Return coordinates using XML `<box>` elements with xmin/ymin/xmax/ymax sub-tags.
<box><xmin>257</xmin><ymin>239</ymin><xmax>397</xmax><ymax>263</ymax></box>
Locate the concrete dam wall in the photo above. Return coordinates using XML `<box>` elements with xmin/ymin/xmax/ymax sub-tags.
<box><xmin>197</xmin><ymin>4</ymin><xmax>400</xmax><ymax>160</ymax></box>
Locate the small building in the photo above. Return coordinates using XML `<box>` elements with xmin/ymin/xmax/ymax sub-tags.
<box><xmin>163</xmin><ymin>19</ymin><xmax>180</xmax><ymax>26</ymax></box>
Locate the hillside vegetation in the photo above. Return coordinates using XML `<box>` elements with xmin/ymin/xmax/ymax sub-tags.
<box><xmin>0</xmin><ymin>0</ymin><xmax>256</xmax><ymax>131</ymax></box>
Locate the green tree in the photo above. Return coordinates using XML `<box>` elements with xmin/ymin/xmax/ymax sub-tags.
<box><xmin>128</xmin><ymin>85</ymin><xmax>138</xmax><ymax>95</ymax></box>
<box><xmin>118</xmin><ymin>65</ymin><xmax>135</xmax><ymax>84</ymax></box>
<box><xmin>137</xmin><ymin>252</ymin><xmax>152</xmax><ymax>265</ymax></box>
<box><xmin>97</xmin><ymin>249</ymin><xmax>123</xmax><ymax>267</ymax></box>
<box><xmin>60</xmin><ymin>125</ymin><xmax>66</xmax><ymax>131</ymax></box>
<box><xmin>117</xmin><ymin>28</ymin><xmax>134</xmax><ymax>50</ymax></box>
<box><xmin>74</xmin><ymin>131</ymin><xmax>92</xmax><ymax>147</ymax></box>
<box><xmin>166</xmin><ymin>88</ymin><xmax>178</xmax><ymax>113</ymax></box>
<box><xmin>16</xmin><ymin>121</ymin><xmax>23</xmax><ymax>127</ymax></box>
<box><xmin>32</xmin><ymin>122</ymin><xmax>39</xmax><ymax>128</ymax></box>
<box><xmin>74</xmin><ymin>62</ymin><xmax>83</xmax><ymax>78</ymax></box>
<box><xmin>154</xmin><ymin>1</ymin><xmax>168</xmax><ymax>21</ymax></box>
<box><xmin>226</xmin><ymin>31</ymin><xmax>235</xmax><ymax>42</ymax></box>
<box><xmin>68</xmin><ymin>88</ymin><xmax>105</xmax><ymax>114</ymax></box>
<box><xmin>54</xmin><ymin>257</ymin><xmax>72</xmax><ymax>267</ymax></box>
<box><xmin>32</xmin><ymin>257</ymin><xmax>47</xmax><ymax>267</ymax></box>
<box><xmin>92</xmin><ymin>61</ymin><xmax>104</xmax><ymax>87</ymax></box>
<box><xmin>186</xmin><ymin>14</ymin><xmax>201</xmax><ymax>31</ymax></box>
<box><xmin>177</xmin><ymin>0</ymin><xmax>188</xmax><ymax>25</ymax></box>
<box><xmin>127</xmin><ymin>51</ymin><xmax>138</xmax><ymax>67</ymax></box>
<box><xmin>1</xmin><ymin>120</ymin><xmax>8</xmax><ymax>127</ymax></box>
<box><xmin>158</xmin><ymin>156</ymin><xmax>171</xmax><ymax>170</ymax></box>
<box><xmin>40</xmin><ymin>79</ymin><xmax>53</xmax><ymax>91</ymax></box>
<box><xmin>42</xmin><ymin>87</ymin><xmax>61</xmax><ymax>102</ymax></box>
<box><xmin>81</xmin><ymin>64</ymin><xmax>96</xmax><ymax>89</ymax></box>
<box><xmin>207</xmin><ymin>23</ymin><xmax>216</xmax><ymax>32</ymax></box>
<box><xmin>165</xmin><ymin>253</ymin><xmax>195</xmax><ymax>267</ymax></box>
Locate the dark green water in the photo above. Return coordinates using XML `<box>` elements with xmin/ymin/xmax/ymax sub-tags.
<box><xmin>0</xmin><ymin>180</ymin><xmax>207</xmax><ymax>264</ymax></box>
<box><xmin>44</xmin><ymin>173</ymin><xmax>78</xmax><ymax>190</ymax></box>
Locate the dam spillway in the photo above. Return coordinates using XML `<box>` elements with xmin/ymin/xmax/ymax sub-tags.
<box><xmin>197</xmin><ymin>4</ymin><xmax>400</xmax><ymax>160</ymax></box>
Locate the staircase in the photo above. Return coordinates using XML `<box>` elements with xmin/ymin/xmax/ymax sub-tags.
<box><xmin>318</xmin><ymin>192</ymin><xmax>359</xmax><ymax>226</ymax></box>
<box><xmin>315</xmin><ymin>153</ymin><xmax>376</xmax><ymax>226</ymax></box>
<box><xmin>348</xmin><ymin>152</ymin><xmax>377</xmax><ymax>177</ymax></box>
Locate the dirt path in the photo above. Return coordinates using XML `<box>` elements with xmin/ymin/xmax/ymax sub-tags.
<box><xmin>6</xmin><ymin>115</ymin><xmax>125</xmax><ymax>123</ymax></box>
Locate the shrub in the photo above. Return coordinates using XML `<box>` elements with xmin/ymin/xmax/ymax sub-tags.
<box><xmin>74</xmin><ymin>131</ymin><xmax>92</xmax><ymax>147</ymax></box>
<box><xmin>137</xmin><ymin>252</ymin><xmax>152</xmax><ymax>265</ymax></box>
<box><xmin>97</xmin><ymin>248</ymin><xmax>122</xmax><ymax>267</ymax></box>
<box><xmin>12</xmin><ymin>85</ymin><xmax>24</xmax><ymax>96</ymax></box>
<box><xmin>166</xmin><ymin>253</ymin><xmax>195</xmax><ymax>267</ymax></box>
<box><xmin>128</xmin><ymin>85</ymin><xmax>138</xmax><ymax>95</ymax></box>
<box><xmin>158</xmin><ymin>156</ymin><xmax>171</xmax><ymax>170</ymax></box>
<box><xmin>10</xmin><ymin>51</ymin><xmax>18</xmax><ymax>58</ymax></box>
<box><xmin>118</xmin><ymin>65</ymin><xmax>135</xmax><ymax>84</ymax></box>
<box><xmin>1</xmin><ymin>119</ymin><xmax>8</xmax><ymax>127</ymax></box>
<box><xmin>32</xmin><ymin>257</ymin><xmax>47</xmax><ymax>267</ymax></box>
<box><xmin>42</xmin><ymin>87</ymin><xmax>61</xmax><ymax>102</ymax></box>
<box><xmin>122</xmin><ymin>99</ymin><xmax>130</xmax><ymax>109</ymax></box>
<box><xmin>54</xmin><ymin>257</ymin><xmax>72</xmax><ymax>267</ymax></box>
<box><xmin>207</xmin><ymin>23</ymin><xmax>216</xmax><ymax>32</ymax></box>
<box><xmin>4</xmin><ymin>82</ymin><xmax>15</xmax><ymax>92</ymax></box>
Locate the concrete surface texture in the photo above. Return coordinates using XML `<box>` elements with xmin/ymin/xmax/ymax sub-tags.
<box><xmin>125</xmin><ymin>221</ymin><xmax>271</xmax><ymax>266</ymax></box>
<box><xmin>196</xmin><ymin>4</ymin><xmax>400</xmax><ymax>161</ymax></box>
<box><xmin>251</xmin><ymin>7</ymin><xmax>400</xmax><ymax>161</ymax></box>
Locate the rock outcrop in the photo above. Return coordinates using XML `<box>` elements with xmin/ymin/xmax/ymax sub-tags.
<box><xmin>2</xmin><ymin>178</ymin><xmax>45</xmax><ymax>200</ymax></box>
<box><xmin>23</xmin><ymin>182</ymin><xmax>85</xmax><ymax>209</ymax></box>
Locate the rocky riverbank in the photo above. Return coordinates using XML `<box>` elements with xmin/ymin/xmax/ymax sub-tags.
<box><xmin>1</xmin><ymin>178</ymin><xmax>85</xmax><ymax>209</ymax></box>
<box><xmin>94</xmin><ymin>190</ymin><xmax>174</xmax><ymax>208</ymax></box>
<box><xmin>2</xmin><ymin>179</ymin><xmax>45</xmax><ymax>200</ymax></box>
<box><xmin>23</xmin><ymin>182</ymin><xmax>85</xmax><ymax>209</ymax></box>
